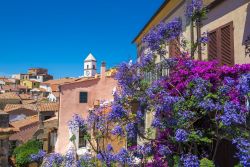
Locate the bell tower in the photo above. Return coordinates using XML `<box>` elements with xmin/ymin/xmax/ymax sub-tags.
<box><xmin>84</xmin><ymin>53</ymin><xmax>97</xmax><ymax>77</ymax></box>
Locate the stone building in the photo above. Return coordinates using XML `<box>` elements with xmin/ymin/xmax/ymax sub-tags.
<box><xmin>0</xmin><ymin>111</ymin><xmax>17</xmax><ymax>167</ymax></box>
<box><xmin>0</xmin><ymin>93</ymin><xmax>21</xmax><ymax>110</ymax></box>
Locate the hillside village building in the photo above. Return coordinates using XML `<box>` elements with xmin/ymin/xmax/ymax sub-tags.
<box><xmin>0</xmin><ymin>111</ymin><xmax>17</xmax><ymax>167</ymax></box>
<box><xmin>12</xmin><ymin>68</ymin><xmax>53</xmax><ymax>83</ymax></box>
<box><xmin>55</xmin><ymin>54</ymin><xmax>122</xmax><ymax>155</ymax></box>
<box><xmin>0</xmin><ymin>93</ymin><xmax>21</xmax><ymax>110</ymax></box>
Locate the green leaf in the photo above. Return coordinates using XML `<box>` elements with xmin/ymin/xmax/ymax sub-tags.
<box><xmin>70</xmin><ymin>134</ymin><xmax>76</xmax><ymax>142</ymax></box>
<box><xmin>200</xmin><ymin>158</ymin><xmax>215</xmax><ymax>167</ymax></box>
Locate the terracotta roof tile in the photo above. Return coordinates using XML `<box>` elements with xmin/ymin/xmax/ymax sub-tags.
<box><xmin>0</xmin><ymin>127</ymin><xmax>18</xmax><ymax>134</ymax></box>
<box><xmin>22</xmin><ymin>100</ymin><xmax>36</xmax><ymax>104</ymax></box>
<box><xmin>10</xmin><ymin>115</ymin><xmax>39</xmax><ymax>130</ymax></box>
<box><xmin>0</xmin><ymin>92</ymin><xmax>21</xmax><ymax>100</ymax></box>
<box><xmin>9</xmin><ymin>124</ymin><xmax>38</xmax><ymax>143</ymax></box>
<box><xmin>19</xmin><ymin>94</ymin><xmax>32</xmax><ymax>100</ymax></box>
<box><xmin>61</xmin><ymin>77</ymin><xmax>100</xmax><ymax>86</ymax></box>
<box><xmin>0</xmin><ymin>85</ymin><xmax>27</xmax><ymax>91</ymax></box>
<box><xmin>37</xmin><ymin>103</ymin><xmax>59</xmax><ymax>112</ymax></box>
<box><xmin>42</xmin><ymin>78</ymin><xmax>76</xmax><ymax>85</ymax></box>
<box><xmin>4</xmin><ymin>104</ymin><xmax>37</xmax><ymax>112</ymax></box>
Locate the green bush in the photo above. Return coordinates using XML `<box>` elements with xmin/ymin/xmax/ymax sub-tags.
<box><xmin>13</xmin><ymin>140</ymin><xmax>43</xmax><ymax>167</ymax></box>
<box><xmin>200</xmin><ymin>158</ymin><xmax>215</xmax><ymax>167</ymax></box>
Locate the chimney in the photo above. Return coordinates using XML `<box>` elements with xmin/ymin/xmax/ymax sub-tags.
<box><xmin>0</xmin><ymin>112</ymin><xmax>9</xmax><ymax>128</ymax></box>
<box><xmin>101</xmin><ymin>61</ymin><xmax>106</xmax><ymax>79</ymax></box>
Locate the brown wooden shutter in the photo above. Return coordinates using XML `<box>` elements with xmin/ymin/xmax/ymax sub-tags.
<box><xmin>208</xmin><ymin>22</ymin><xmax>234</xmax><ymax>66</ymax></box>
<box><xmin>220</xmin><ymin>22</ymin><xmax>234</xmax><ymax>66</ymax></box>
<box><xmin>169</xmin><ymin>38</ymin><xmax>181</xmax><ymax>58</ymax></box>
<box><xmin>208</xmin><ymin>30</ymin><xmax>218</xmax><ymax>61</ymax></box>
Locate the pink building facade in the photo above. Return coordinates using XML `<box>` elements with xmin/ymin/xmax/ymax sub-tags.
<box><xmin>55</xmin><ymin>62</ymin><xmax>117</xmax><ymax>154</ymax></box>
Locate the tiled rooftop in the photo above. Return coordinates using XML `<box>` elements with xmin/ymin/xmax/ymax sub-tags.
<box><xmin>10</xmin><ymin>115</ymin><xmax>39</xmax><ymax>130</ymax></box>
<box><xmin>4</xmin><ymin>104</ymin><xmax>37</xmax><ymax>112</ymax></box>
<box><xmin>0</xmin><ymin>92</ymin><xmax>21</xmax><ymax>100</ymax></box>
<box><xmin>9</xmin><ymin>124</ymin><xmax>38</xmax><ymax>143</ymax></box>
<box><xmin>4</xmin><ymin>103</ymin><xmax>59</xmax><ymax>112</ymax></box>
<box><xmin>37</xmin><ymin>103</ymin><xmax>59</xmax><ymax>112</ymax></box>
<box><xmin>42</xmin><ymin>78</ymin><xmax>76</xmax><ymax>85</ymax></box>
<box><xmin>19</xmin><ymin>94</ymin><xmax>32</xmax><ymax>100</ymax></box>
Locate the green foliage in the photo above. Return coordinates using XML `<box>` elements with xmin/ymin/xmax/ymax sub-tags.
<box><xmin>70</xmin><ymin>134</ymin><xmax>76</xmax><ymax>142</ymax></box>
<box><xmin>13</xmin><ymin>140</ymin><xmax>43</xmax><ymax>167</ymax></box>
<box><xmin>200</xmin><ymin>158</ymin><xmax>215</xmax><ymax>167</ymax></box>
<box><xmin>234</xmin><ymin>164</ymin><xmax>243</xmax><ymax>167</ymax></box>
<box><xmin>173</xmin><ymin>155</ymin><xmax>180</xmax><ymax>167</ymax></box>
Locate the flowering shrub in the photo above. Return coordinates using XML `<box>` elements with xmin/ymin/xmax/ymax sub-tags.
<box><xmin>100</xmin><ymin>0</ymin><xmax>250</xmax><ymax>166</ymax></box>
<box><xmin>13</xmin><ymin>140</ymin><xmax>43</xmax><ymax>167</ymax></box>
<box><xmin>30</xmin><ymin>150</ymin><xmax>46</xmax><ymax>164</ymax></box>
<box><xmin>33</xmin><ymin>0</ymin><xmax>249</xmax><ymax>166</ymax></box>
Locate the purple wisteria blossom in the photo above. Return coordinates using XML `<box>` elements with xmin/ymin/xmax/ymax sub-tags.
<box><xmin>65</xmin><ymin>147</ymin><xmax>76</xmax><ymax>167</ymax></box>
<box><xmin>43</xmin><ymin>153</ymin><xmax>64</xmax><ymax>167</ymax></box>
<box><xmin>68</xmin><ymin>114</ymin><xmax>86</xmax><ymax>131</ymax></box>
<box><xmin>237</xmin><ymin>74</ymin><xmax>250</xmax><ymax>96</ymax></box>
<box><xmin>181</xmin><ymin>154</ymin><xmax>200</xmax><ymax>167</ymax></box>
<box><xmin>186</xmin><ymin>0</ymin><xmax>203</xmax><ymax>19</ymax></box>
<box><xmin>125</xmin><ymin>123</ymin><xmax>137</xmax><ymax>139</ymax></box>
<box><xmin>108</xmin><ymin>103</ymin><xmax>128</xmax><ymax>121</ymax></box>
<box><xmin>143</xmin><ymin>18</ymin><xmax>182</xmax><ymax>52</ymax></box>
<box><xmin>111</xmin><ymin>125</ymin><xmax>124</xmax><ymax>136</ymax></box>
<box><xmin>158</xmin><ymin>145</ymin><xmax>172</xmax><ymax>156</ymax></box>
<box><xmin>232</xmin><ymin>138</ymin><xmax>250</xmax><ymax>167</ymax></box>
<box><xmin>220</xmin><ymin>102</ymin><xmax>246</xmax><ymax>126</ymax></box>
<box><xmin>115</xmin><ymin>148</ymin><xmax>134</xmax><ymax>165</ymax></box>
<box><xmin>30</xmin><ymin>150</ymin><xmax>46</xmax><ymax>163</ymax></box>
<box><xmin>97</xmin><ymin>144</ymin><xmax>116</xmax><ymax>166</ymax></box>
<box><xmin>175</xmin><ymin>129</ymin><xmax>189</xmax><ymax>142</ymax></box>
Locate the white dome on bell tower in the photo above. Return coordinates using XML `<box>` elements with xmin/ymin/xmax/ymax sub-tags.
<box><xmin>84</xmin><ymin>53</ymin><xmax>97</xmax><ymax>77</ymax></box>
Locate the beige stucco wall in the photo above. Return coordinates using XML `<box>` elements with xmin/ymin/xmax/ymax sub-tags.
<box><xmin>201</xmin><ymin>0</ymin><xmax>250</xmax><ymax>64</ymax></box>
<box><xmin>55</xmin><ymin>77</ymin><xmax>117</xmax><ymax>154</ymax></box>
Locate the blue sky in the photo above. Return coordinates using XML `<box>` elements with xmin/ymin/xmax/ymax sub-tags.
<box><xmin>0</xmin><ymin>0</ymin><xmax>164</xmax><ymax>78</ymax></box>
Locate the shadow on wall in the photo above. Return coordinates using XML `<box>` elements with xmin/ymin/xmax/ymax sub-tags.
<box><xmin>243</xmin><ymin>2</ymin><xmax>250</xmax><ymax>57</ymax></box>
<box><xmin>204</xmin><ymin>0</ymin><xmax>245</xmax><ymax>25</ymax></box>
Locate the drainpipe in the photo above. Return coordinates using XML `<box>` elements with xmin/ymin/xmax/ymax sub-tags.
<box><xmin>196</xmin><ymin>19</ymin><xmax>202</xmax><ymax>60</ymax></box>
<box><xmin>190</xmin><ymin>21</ymin><xmax>195</xmax><ymax>59</ymax></box>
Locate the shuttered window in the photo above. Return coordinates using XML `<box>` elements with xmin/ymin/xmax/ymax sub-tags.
<box><xmin>208</xmin><ymin>22</ymin><xmax>234</xmax><ymax>66</ymax></box>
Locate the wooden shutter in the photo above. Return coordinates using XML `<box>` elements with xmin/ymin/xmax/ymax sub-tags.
<box><xmin>220</xmin><ymin>22</ymin><xmax>234</xmax><ymax>66</ymax></box>
<box><xmin>208</xmin><ymin>30</ymin><xmax>218</xmax><ymax>60</ymax></box>
<box><xmin>208</xmin><ymin>22</ymin><xmax>234</xmax><ymax>66</ymax></box>
<box><xmin>169</xmin><ymin>38</ymin><xmax>180</xmax><ymax>58</ymax></box>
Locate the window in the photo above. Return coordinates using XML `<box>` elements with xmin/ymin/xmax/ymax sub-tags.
<box><xmin>208</xmin><ymin>22</ymin><xmax>234</xmax><ymax>66</ymax></box>
<box><xmin>79</xmin><ymin>92</ymin><xmax>88</xmax><ymax>103</ymax></box>
<box><xmin>87</xmin><ymin>65</ymin><xmax>89</xmax><ymax>69</ymax></box>
<box><xmin>44</xmin><ymin>116</ymin><xmax>52</xmax><ymax>121</ymax></box>
<box><xmin>48</xmin><ymin>130</ymin><xmax>57</xmax><ymax>152</ymax></box>
<box><xmin>93</xmin><ymin>65</ymin><xmax>95</xmax><ymax>69</ymax></box>
<box><xmin>79</xmin><ymin>129</ymin><xmax>87</xmax><ymax>148</ymax></box>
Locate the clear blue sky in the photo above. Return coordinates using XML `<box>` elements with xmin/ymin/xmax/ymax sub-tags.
<box><xmin>0</xmin><ymin>0</ymin><xmax>164</xmax><ymax>78</ymax></box>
